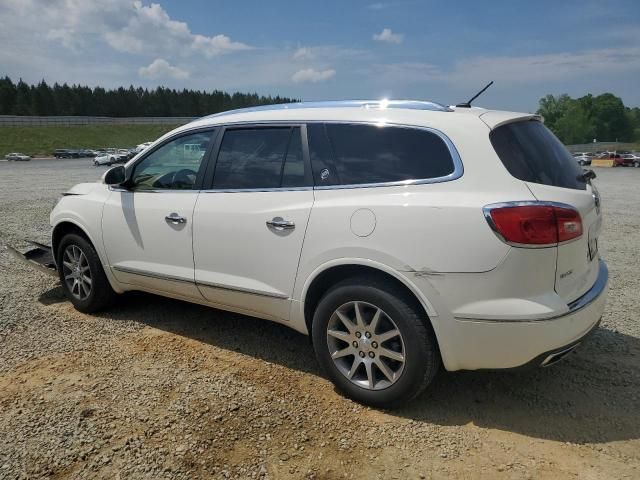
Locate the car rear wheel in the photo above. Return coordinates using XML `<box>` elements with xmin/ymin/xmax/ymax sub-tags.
<box><xmin>635</xmin><ymin>161</ymin><xmax>640</xmax><ymax>168</ymax></box>
<box><xmin>312</xmin><ymin>277</ymin><xmax>440</xmax><ymax>408</ymax></box>
<box><xmin>57</xmin><ymin>233</ymin><xmax>116</xmax><ymax>313</ymax></box>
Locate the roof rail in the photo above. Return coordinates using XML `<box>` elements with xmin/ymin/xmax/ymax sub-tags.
<box><xmin>201</xmin><ymin>100</ymin><xmax>453</xmax><ymax>119</ymax></box>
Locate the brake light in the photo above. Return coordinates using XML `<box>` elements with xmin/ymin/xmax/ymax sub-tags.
<box><xmin>485</xmin><ymin>203</ymin><xmax>582</xmax><ymax>246</ymax></box>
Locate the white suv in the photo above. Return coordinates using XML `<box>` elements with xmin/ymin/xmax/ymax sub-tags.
<box><xmin>50</xmin><ymin>100</ymin><xmax>608</xmax><ymax>407</ymax></box>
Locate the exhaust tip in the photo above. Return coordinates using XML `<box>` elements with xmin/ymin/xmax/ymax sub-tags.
<box><xmin>541</xmin><ymin>343</ymin><xmax>581</xmax><ymax>367</ymax></box>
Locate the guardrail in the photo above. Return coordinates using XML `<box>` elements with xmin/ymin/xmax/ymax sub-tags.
<box><xmin>0</xmin><ymin>116</ymin><xmax>195</xmax><ymax>126</ymax></box>
<box><xmin>567</xmin><ymin>142</ymin><xmax>637</xmax><ymax>153</ymax></box>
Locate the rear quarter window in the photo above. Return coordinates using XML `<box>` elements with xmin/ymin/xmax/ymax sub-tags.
<box><xmin>308</xmin><ymin>123</ymin><xmax>456</xmax><ymax>186</ymax></box>
<box><xmin>490</xmin><ymin>120</ymin><xmax>586</xmax><ymax>190</ymax></box>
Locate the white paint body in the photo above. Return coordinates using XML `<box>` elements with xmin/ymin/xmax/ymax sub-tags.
<box><xmin>50</xmin><ymin>103</ymin><xmax>608</xmax><ymax>371</ymax></box>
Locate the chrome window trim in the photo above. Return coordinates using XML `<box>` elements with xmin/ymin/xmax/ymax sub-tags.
<box><xmin>483</xmin><ymin>201</ymin><xmax>584</xmax><ymax>249</ymax></box>
<box><xmin>108</xmin><ymin>186</ymin><xmax>200</xmax><ymax>194</ymax></box>
<box><xmin>198</xmin><ymin>120</ymin><xmax>463</xmax><ymax>192</ymax></box>
<box><xmin>201</xmin><ymin>186</ymin><xmax>313</xmax><ymax>193</ymax></box>
<box><xmin>117</xmin><ymin>120</ymin><xmax>464</xmax><ymax>193</ymax></box>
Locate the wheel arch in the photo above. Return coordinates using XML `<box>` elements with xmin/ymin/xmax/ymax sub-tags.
<box><xmin>301</xmin><ymin>260</ymin><xmax>438</xmax><ymax>337</ymax></box>
<box><xmin>52</xmin><ymin>220</ymin><xmax>98</xmax><ymax>264</ymax></box>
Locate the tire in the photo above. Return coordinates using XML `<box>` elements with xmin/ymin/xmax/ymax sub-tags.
<box><xmin>93</xmin><ymin>161</ymin><xmax>98</xmax><ymax>166</ymax></box>
<box><xmin>311</xmin><ymin>276</ymin><xmax>441</xmax><ymax>408</ymax></box>
<box><xmin>635</xmin><ymin>161</ymin><xmax>640</xmax><ymax>168</ymax></box>
<box><xmin>57</xmin><ymin>233</ymin><xmax>116</xmax><ymax>313</ymax></box>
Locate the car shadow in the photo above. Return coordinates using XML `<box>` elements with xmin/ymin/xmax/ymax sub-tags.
<box><xmin>39</xmin><ymin>287</ymin><xmax>640</xmax><ymax>444</ymax></box>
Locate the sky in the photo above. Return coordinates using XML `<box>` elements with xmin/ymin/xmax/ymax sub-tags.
<box><xmin>1</xmin><ymin>0</ymin><xmax>639</xmax><ymax>112</ymax></box>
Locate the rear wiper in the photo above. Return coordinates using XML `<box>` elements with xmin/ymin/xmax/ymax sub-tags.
<box><xmin>578</xmin><ymin>169</ymin><xmax>596</xmax><ymax>182</ymax></box>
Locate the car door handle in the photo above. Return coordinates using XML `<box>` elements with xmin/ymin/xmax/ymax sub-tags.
<box><xmin>165</xmin><ymin>213</ymin><xmax>187</xmax><ymax>225</ymax></box>
<box><xmin>266</xmin><ymin>218</ymin><xmax>295</xmax><ymax>230</ymax></box>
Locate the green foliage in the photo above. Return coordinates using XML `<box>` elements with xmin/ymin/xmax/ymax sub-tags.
<box><xmin>537</xmin><ymin>92</ymin><xmax>638</xmax><ymax>144</ymax></box>
<box><xmin>0</xmin><ymin>76</ymin><xmax>298</xmax><ymax>117</ymax></box>
<box><xmin>554</xmin><ymin>103</ymin><xmax>594</xmax><ymax>145</ymax></box>
<box><xmin>0</xmin><ymin>124</ymin><xmax>179</xmax><ymax>157</ymax></box>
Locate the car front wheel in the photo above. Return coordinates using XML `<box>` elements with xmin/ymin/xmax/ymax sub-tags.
<box><xmin>635</xmin><ymin>161</ymin><xmax>640</xmax><ymax>168</ymax></box>
<box><xmin>312</xmin><ymin>277</ymin><xmax>440</xmax><ymax>408</ymax></box>
<box><xmin>57</xmin><ymin>233</ymin><xmax>116</xmax><ymax>313</ymax></box>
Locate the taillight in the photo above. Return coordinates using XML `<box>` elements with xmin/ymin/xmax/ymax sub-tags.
<box><xmin>484</xmin><ymin>203</ymin><xmax>582</xmax><ymax>247</ymax></box>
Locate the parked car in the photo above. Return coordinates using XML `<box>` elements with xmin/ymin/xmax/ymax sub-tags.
<box><xmin>115</xmin><ymin>149</ymin><xmax>132</xmax><ymax>162</ymax></box>
<box><xmin>77</xmin><ymin>149</ymin><xmax>96</xmax><ymax>158</ymax></box>
<box><xmin>5</xmin><ymin>152</ymin><xmax>31</xmax><ymax>161</ymax></box>
<box><xmin>621</xmin><ymin>153</ymin><xmax>640</xmax><ymax>168</ymax></box>
<box><xmin>573</xmin><ymin>153</ymin><xmax>592</xmax><ymax>166</ymax></box>
<box><xmin>46</xmin><ymin>100</ymin><xmax>608</xmax><ymax>407</ymax></box>
<box><xmin>594</xmin><ymin>152</ymin><xmax>629</xmax><ymax>167</ymax></box>
<box><xmin>135</xmin><ymin>142</ymin><xmax>154</xmax><ymax>153</ymax></box>
<box><xmin>93</xmin><ymin>152</ymin><xmax>118</xmax><ymax>166</ymax></box>
<box><xmin>54</xmin><ymin>149</ymin><xmax>75</xmax><ymax>158</ymax></box>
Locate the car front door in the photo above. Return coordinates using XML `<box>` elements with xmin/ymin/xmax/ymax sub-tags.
<box><xmin>193</xmin><ymin>125</ymin><xmax>314</xmax><ymax>321</ymax></box>
<box><xmin>102</xmin><ymin>128</ymin><xmax>217</xmax><ymax>299</ymax></box>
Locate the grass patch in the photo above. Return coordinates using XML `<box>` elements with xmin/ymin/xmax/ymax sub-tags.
<box><xmin>0</xmin><ymin>124</ymin><xmax>182</xmax><ymax>157</ymax></box>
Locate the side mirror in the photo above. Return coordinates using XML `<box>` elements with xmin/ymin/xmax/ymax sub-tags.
<box><xmin>103</xmin><ymin>165</ymin><xmax>126</xmax><ymax>186</ymax></box>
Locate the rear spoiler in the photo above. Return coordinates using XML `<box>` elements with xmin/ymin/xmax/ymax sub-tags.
<box><xmin>479</xmin><ymin>111</ymin><xmax>543</xmax><ymax>130</ymax></box>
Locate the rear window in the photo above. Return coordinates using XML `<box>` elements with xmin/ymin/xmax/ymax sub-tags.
<box><xmin>490</xmin><ymin>120</ymin><xmax>586</xmax><ymax>190</ymax></box>
<box><xmin>308</xmin><ymin>123</ymin><xmax>455</xmax><ymax>186</ymax></box>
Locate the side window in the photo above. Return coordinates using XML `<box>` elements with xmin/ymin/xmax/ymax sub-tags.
<box><xmin>213</xmin><ymin>127</ymin><xmax>307</xmax><ymax>189</ymax></box>
<box><xmin>131</xmin><ymin>130</ymin><xmax>214</xmax><ymax>190</ymax></box>
<box><xmin>323</xmin><ymin>124</ymin><xmax>455</xmax><ymax>185</ymax></box>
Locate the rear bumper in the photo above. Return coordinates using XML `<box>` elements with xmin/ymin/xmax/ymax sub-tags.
<box><xmin>442</xmin><ymin>260</ymin><xmax>608</xmax><ymax>370</ymax></box>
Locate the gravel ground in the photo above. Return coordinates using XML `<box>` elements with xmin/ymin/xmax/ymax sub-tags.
<box><xmin>0</xmin><ymin>158</ymin><xmax>639</xmax><ymax>479</ymax></box>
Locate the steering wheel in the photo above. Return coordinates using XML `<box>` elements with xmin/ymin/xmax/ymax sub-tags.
<box><xmin>169</xmin><ymin>168</ymin><xmax>197</xmax><ymax>188</ymax></box>
<box><xmin>150</xmin><ymin>168</ymin><xmax>198</xmax><ymax>189</ymax></box>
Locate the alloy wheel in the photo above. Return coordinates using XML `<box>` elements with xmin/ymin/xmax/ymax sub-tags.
<box><xmin>326</xmin><ymin>301</ymin><xmax>406</xmax><ymax>390</ymax></box>
<box><xmin>62</xmin><ymin>244</ymin><xmax>92</xmax><ymax>300</ymax></box>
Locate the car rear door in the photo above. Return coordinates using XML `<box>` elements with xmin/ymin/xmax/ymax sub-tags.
<box><xmin>489</xmin><ymin>119</ymin><xmax>602</xmax><ymax>303</ymax></box>
<box><xmin>192</xmin><ymin>124</ymin><xmax>314</xmax><ymax>321</ymax></box>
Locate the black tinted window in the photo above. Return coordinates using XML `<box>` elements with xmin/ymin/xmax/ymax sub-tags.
<box><xmin>490</xmin><ymin>120</ymin><xmax>586</xmax><ymax>190</ymax></box>
<box><xmin>310</xmin><ymin>123</ymin><xmax>455</xmax><ymax>186</ymax></box>
<box><xmin>213</xmin><ymin>127</ymin><xmax>306</xmax><ymax>189</ymax></box>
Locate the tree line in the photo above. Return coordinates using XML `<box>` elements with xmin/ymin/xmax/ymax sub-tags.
<box><xmin>537</xmin><ymin>92</ymin><xmax>640</xmax><ymax>145</ymax></box>
<box><xmin>0</xmin><ymin>76</ymin><xmax>298</xmax><ymax>117</ymax></box>
<box><xmin>2</xmin><ymin>76</ymin><xmax>639</xmax><ymax>144</ymax></box>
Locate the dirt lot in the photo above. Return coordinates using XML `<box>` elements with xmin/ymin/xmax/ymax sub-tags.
<box><xmin>0</xmin><ymin>159</ymin><xmax>639</xmax><ymax>479</ymax></box>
